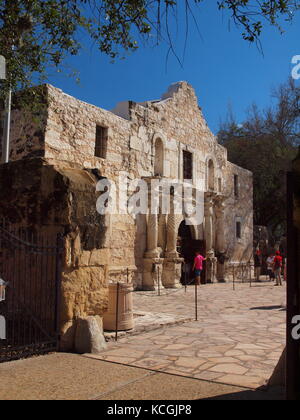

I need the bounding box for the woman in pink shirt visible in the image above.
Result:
[192,252,206,285]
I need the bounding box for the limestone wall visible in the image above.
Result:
[2,82,253,288]
[0,158,109,351]
[125,82,227,184]
[223,162,254,265]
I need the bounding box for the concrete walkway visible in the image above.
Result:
[0,353,284,400]
[95,281,286,389]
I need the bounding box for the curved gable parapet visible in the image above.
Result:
[161,81,191,101]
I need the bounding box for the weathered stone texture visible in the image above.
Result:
[0,158,109,351]
[223,162,253,264]
[3,81,253,292]
[45,85,131,179]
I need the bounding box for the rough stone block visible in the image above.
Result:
[75,316,107,354]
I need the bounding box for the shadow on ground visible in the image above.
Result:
[250,305,285,311]
[202,386,285,400]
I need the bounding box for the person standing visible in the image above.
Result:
[266,254,275,282]
[192,251,206,285]
[254,250,262,282]
[273,251,283,286]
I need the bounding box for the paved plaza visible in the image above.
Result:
[89,281,286,389]
[0,353,284,400]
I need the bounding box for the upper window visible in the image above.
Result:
[95,126,108,159]
[234,174,239,198]
[218,178,222,193]
[183,151,193,180]
[236,221,242,240]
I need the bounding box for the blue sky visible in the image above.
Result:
[48,2,300,134]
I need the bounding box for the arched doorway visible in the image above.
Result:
[177,220,206,284]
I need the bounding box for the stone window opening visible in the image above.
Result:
[218,178,222,193]
[154,138,164,177]
[236,220,242,240]
[234,174,239,198]
[183,151,193,181]
[95,125,108,159]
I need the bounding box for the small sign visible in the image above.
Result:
[0,315,5,340]
[0,279,7,302]
[0,56,6,80]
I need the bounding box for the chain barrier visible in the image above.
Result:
[136,260,256,298]
[135,276,197,298]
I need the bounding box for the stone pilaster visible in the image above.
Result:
[162,256,184,289]
[204,193,217,283]
[142,180,163,290]
[161,189,183,288]
[158,213,167,254]
[204,194,214,253]
[144,213,159,258]
[165,211,178,258]
[215,196,226,283]
[142,258,164,291]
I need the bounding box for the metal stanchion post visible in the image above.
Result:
[158,265,160,296]
[233,265,235,291]
[115,282,120,342]
[185,263,187,293]
[250,263,252,288]
[195,282,198,321]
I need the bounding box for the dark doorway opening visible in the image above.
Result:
[177,221,206,284]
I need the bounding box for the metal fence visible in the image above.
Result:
[0,220,63,363]
[286,172,300,400]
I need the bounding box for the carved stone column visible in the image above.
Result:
[142,257,164,291]
[162,189,183,289]
[215,196,226,283]
[145,213,159,258]
[142,178,163,291]
[204,195,214,253]
[158,213,167,254]
[165,212,178,258]
[204,193,217,283]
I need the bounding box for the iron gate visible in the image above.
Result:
[286,172,300,400]
[0,221,63,363]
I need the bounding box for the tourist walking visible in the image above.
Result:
[192,251,206,285]
[266,254,275,282]
[273,251,283,286]
[254,250,262,282]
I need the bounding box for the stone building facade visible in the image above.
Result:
[0,81,253,349]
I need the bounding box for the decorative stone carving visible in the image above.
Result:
[215,195,226,283]
[142,258,164,291]
[165,212,178,258]
[206,249,217,284]
[145,213,159,258]
[158,213,167,255]
[162,257,184,289]
[204,194,214,253]
[204,193,217,283]
[165,193,179,259]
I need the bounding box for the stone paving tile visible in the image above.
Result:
[209,363,249,375]
[90,282,286,390]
